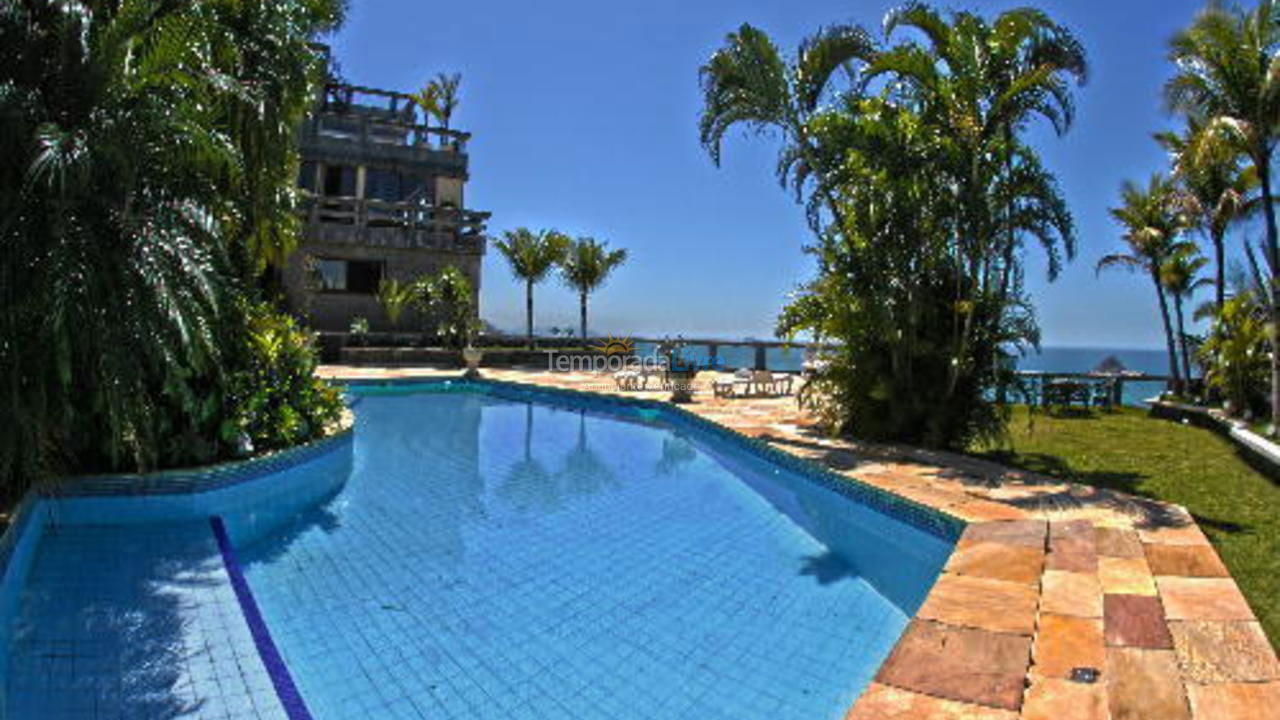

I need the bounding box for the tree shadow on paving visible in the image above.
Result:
[764,428,1208,531]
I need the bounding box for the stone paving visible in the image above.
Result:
[318,365,1280,720]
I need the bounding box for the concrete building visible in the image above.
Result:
[284,70,489,332]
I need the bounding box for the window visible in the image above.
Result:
[316,258,383,294]
[365,168,403,202]
[322,165,356,197]
[401,174,432,203]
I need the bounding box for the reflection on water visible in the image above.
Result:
[500,404,619,514]
[558,410,616,498]
[498,403,560,513]
[655,435,698,476]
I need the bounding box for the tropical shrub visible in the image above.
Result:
[1201,294,1270,418]
[412,267,479,349]
[377,279,415,327]
[0,0,344,497]
[224,303,344,455]
[1167,0,1280,430]
[701,5,1085,449]
[349,316,371,346]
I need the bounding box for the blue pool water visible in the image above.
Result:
[2,385,955,720]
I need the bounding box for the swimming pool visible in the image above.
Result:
[1,381,959,720]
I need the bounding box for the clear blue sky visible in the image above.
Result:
[328,0,1234,348]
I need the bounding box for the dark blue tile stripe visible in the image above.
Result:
[209,516,314,720]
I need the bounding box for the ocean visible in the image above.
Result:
[1017,347,1172,407]
[633,342,1171,407]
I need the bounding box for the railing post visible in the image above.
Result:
[754,345,767,371]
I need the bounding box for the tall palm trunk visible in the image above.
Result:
[1174,292,1193,386]
[1152,268,1183,394]
[1258,146,1280,432]
[579,291,588,347]
[1211,229,1226,311]
[525,278,534,349]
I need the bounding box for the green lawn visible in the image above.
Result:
[972,406,1280,648]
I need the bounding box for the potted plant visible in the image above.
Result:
[348,316,370,347]
[415,266,484,378]
[658,336,699,403]
[461,342,484,378]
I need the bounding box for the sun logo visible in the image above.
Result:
[591,335,635,356]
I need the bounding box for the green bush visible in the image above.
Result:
[223,303,344,455]
[1200,295,1270,418]
[411,266,479,349]
[0,0,344,497]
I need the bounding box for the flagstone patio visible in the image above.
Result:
[318,365,1280,720]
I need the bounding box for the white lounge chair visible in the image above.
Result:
[613,371,642,391]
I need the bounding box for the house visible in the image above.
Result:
[284,57,489,332]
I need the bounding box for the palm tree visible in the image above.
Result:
[1157,118,1258,311]
[413,72,462,130]
[559,238,628,344]
[493,229,571,347]
[871,3,1087,391]
[208,3,343,281]
[699,23,878,234]
[1099,174,1189,392]
[0,0,343,488]
[876,3,1087,296]
[1167,0,1280,425]
[1161,244,1213,385]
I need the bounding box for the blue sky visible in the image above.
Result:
[329,0,1233,349]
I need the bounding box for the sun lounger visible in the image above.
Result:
[613,371,642,391]
[771,373,794,396]
[713,370,796,398]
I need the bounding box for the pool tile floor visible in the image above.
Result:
[7,523,285,720]
[318,365,1280,720]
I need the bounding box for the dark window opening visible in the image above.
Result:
[316,258,383,294]
[401,174,433,203]
[365,168,403,202]
[323,165,356,197]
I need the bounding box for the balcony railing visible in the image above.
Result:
[309,84,470,153]
[302,196,488,252]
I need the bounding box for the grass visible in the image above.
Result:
[972,406,1280,648]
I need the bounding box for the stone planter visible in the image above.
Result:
[462,346,484,378]
[668,370,699,404]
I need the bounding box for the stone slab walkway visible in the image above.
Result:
[319,365,1280,720]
